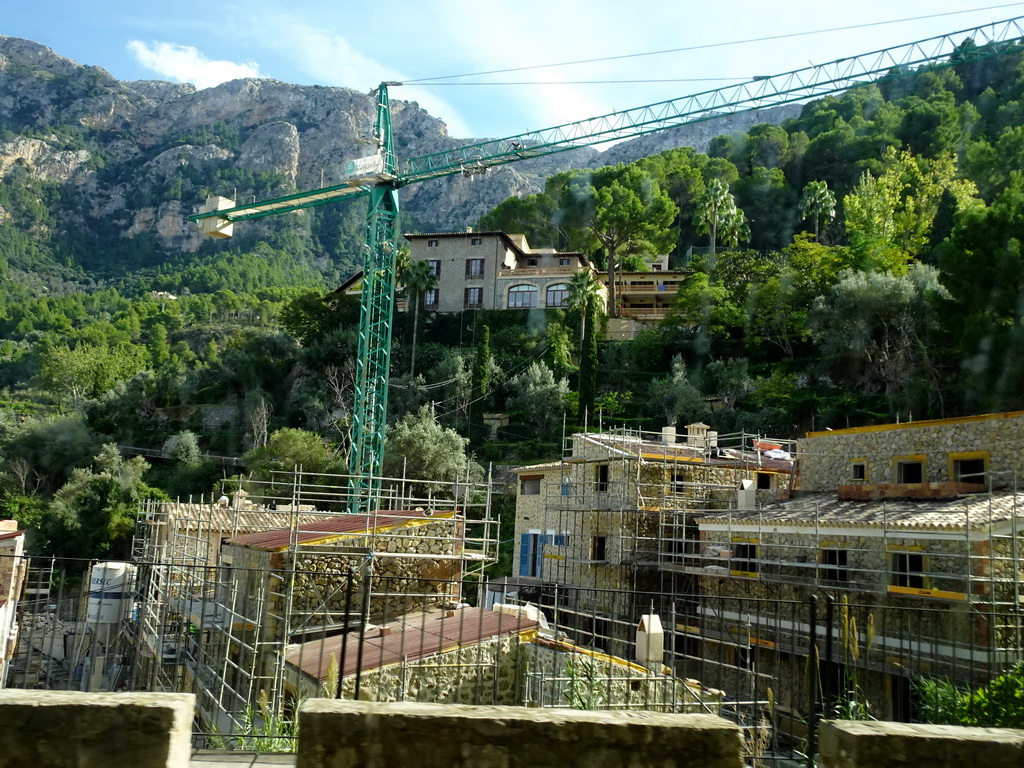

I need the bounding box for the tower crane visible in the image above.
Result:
[190,17,1024,515]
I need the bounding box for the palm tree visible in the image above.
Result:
[800,180,837,241]
[721,206,751,249]
[695,178,735,259]
[567,270,602,424]
[402,259,437,378]
[567,269,602,345]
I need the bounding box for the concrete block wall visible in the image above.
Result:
[0,691,194,768]
[296,700,744,768]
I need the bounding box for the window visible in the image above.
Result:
[560,478,573,497]
[891,551,926,589]
[427,259,441,278]
[595,464,609,493]
[424,288,438,309]
[731,542,758,577]
[546,283,570,308]
[896,460,924,484]
[950,452,988,486]
[652,264,663,271]
[508,284,538,308]
[591,535,608,562]
[527,258,539,266]
[427,239,439,248]
[819,549,849,583]
[466,258,485,278]
[471,237,482,246]
[464,287,483,309]
[558,257,570,266]
[520,477,541,495]
[851,460,867,483]
[756,472,772,490]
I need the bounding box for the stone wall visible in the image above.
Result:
[288,518,463,625]
[798,412,1024,491]
[820,720,1024,768]
[0,691,194,768]
[296,700,744,768]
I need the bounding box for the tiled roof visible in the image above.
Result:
[162,504,323,535]
[284,607,539,680]
[702,491,1024,531]
[223,510,451,551]
[514,461,566,473]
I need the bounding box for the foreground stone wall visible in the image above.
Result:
[0,691,194,768]
[820,720,1024,768]
[296,700,743,768]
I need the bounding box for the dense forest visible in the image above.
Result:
[2,40,1024,562]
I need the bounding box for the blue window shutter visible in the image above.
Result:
[519,533,532,576]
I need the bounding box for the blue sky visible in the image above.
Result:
[5,1,1023,139]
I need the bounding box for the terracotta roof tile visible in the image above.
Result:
[702,491,1024,531]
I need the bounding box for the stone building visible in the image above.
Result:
[405,230,600,313]
[0,521,27,688]
[685,411,1024,724]
[512,425,794,656]
[282,605,723,714]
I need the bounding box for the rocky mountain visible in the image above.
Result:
[0,36,796,283]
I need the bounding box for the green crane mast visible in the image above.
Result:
[190,17,1024,515]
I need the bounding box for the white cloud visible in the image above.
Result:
[126,40,260,88]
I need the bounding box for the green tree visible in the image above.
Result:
[799,180,837,241]
[648,355,704,426]
[567,270,603,423]
[402,260,438,377]
[695,178,744,259]
[586,166,677,316]
[49,444,165,559]
[382,405,483,496]
[811,265,949,413]
[244,428,341,483]
[508,362,570,439]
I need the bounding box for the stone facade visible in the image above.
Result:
[405,231,600,313]
[798,411,1024,491]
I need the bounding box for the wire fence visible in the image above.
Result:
[5,553,1022,765]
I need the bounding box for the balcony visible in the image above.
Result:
[500,266,580,278]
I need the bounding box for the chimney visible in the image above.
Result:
[661,426,676,445]
[686,422,710,449]
[635,613,665,668]
[466,226,474,233]
[737,479,756,511]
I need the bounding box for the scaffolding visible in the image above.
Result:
[129,466,499,736]
[510,425,1024,743]
[516,426,795,650]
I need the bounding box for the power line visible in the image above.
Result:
[405,4,1024,85]
[421,78,749,86]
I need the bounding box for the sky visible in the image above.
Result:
[5,1,1024,140]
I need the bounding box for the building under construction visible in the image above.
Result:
[128,467,500,736]
[508,416,1024,732]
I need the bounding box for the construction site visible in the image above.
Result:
[3,417,1024,765]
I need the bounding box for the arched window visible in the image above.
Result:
[507,284,538,308]
[546,283,570,308]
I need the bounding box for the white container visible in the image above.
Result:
[86,562,134,625]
